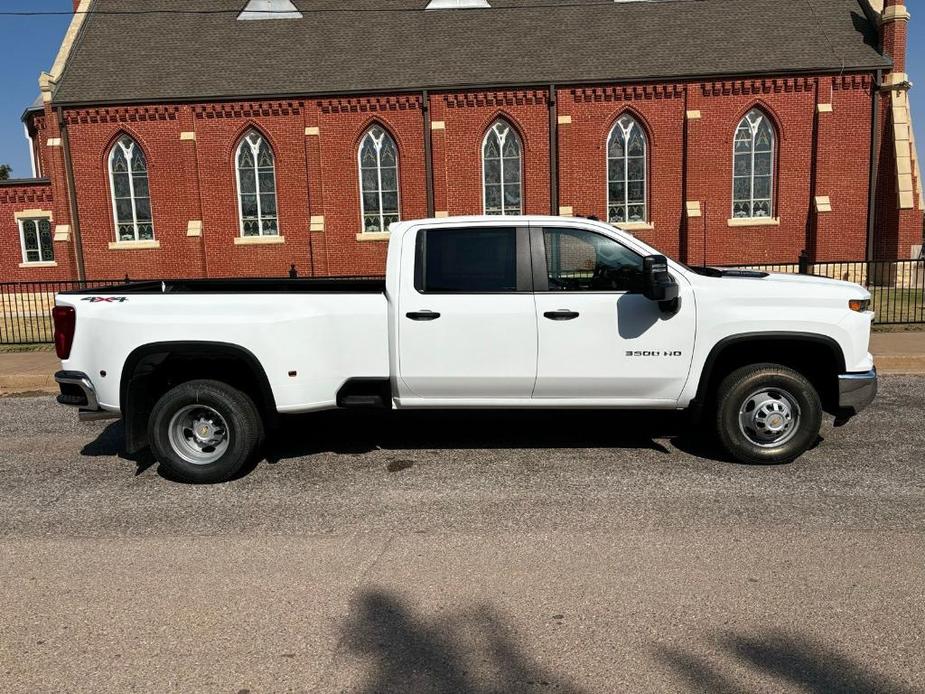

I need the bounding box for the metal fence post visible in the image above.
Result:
[798,250,810,275]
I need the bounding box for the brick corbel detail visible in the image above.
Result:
[699,77,814,97]
[64,105,180,125]
[193,101,302,120]
[444,90,548,109]
[570,84,682,103]
[317,95,421,115]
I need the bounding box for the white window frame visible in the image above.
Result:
[731,109,776,219]
[18,217,54,264]
[482,119,523,216]
[606,115,648,224]
[108,136,154,242]
[235,129,280,237]
[357,125,401,233]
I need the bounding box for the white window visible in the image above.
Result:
[236,129,279,237]
[358,125,400,233]
[109,135,154,241]
[732,109,776,219]
[19,218,54,263]
[482,119,522,215]
[607,115,647,224]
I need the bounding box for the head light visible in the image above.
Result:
[849,299,871,313]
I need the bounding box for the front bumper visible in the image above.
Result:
[54,371,119,422]
[838,368,878,415]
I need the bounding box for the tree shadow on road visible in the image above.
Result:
[656,629,916,693]
[340,589,587,694]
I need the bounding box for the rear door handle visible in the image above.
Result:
[406,310,441,321]
[544,310,580,321]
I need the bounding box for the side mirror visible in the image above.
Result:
[643,255,680,311]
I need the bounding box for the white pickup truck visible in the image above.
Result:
[53,215,877,483]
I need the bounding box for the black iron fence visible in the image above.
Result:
[719,257,925,325]
[0,278,131,345]
[1,259,922,345]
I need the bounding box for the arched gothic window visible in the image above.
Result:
[607,115,647,224]
[482,119,522,215]
[732,109,776,219]
[358,125,400,233]
[236,129,279,236]
[109,135,153,241]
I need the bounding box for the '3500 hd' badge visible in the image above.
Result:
[626,350,683,357]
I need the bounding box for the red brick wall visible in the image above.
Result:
[5,71,920,281]
[0,181,75,282]
[434,89,551,218]
[558,84,685,259]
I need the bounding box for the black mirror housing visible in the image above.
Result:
[643,255,679,303]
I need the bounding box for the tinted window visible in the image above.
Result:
[543,227,644,292]
[415,227,518,293]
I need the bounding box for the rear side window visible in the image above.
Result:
[415,227,518,292]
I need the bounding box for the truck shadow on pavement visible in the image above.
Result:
[655,629,916,694]
[340,588,589,694]
[264,409,682,463]
[79,408,818,479]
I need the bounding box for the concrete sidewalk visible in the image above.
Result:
[1,332,923,395]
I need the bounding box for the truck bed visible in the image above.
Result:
[62,277,386,295]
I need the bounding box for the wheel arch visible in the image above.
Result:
[694,332,847,414]
[120,341,277,453]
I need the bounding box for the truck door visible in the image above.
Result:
[396,224,538,399]
[531,225,695,402]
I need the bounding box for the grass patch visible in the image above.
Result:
[870,288,924,325]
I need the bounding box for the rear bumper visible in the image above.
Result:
[838,368,878,415]
[54,371,120,422]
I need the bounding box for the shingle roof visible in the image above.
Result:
[52,0,890,106]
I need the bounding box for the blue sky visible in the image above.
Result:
[1,2,924,177]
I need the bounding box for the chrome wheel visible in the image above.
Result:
[737,388,801,448]
[167,404,230,465]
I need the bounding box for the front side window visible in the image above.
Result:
[732,109,776,219]
[543,227,643,292]
[359,125,400,233]
[236,129,279,236]
[109,135,153,241]
[415,227,518,293]
[482,119,522,215]
[607,115,647,224]
[19,218,54,263]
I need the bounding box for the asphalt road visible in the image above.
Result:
[1,377,923,693]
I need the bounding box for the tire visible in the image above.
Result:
[148,379,263,483]
[715,363,822,465]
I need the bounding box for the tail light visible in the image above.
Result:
[52,305,76,359]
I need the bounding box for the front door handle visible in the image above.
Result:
[406,310,441,321]
[544,310,580,321]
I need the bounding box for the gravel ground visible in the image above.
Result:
[0,376,923,692]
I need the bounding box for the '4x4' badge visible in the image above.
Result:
[81,297,128,303]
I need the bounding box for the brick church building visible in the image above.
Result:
[1,0,922,282]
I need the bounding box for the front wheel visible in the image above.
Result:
[148,379,263,483]
[715,364,822,465]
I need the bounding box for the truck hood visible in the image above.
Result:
[761,272,868,296]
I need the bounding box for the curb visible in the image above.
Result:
[0,375,58,395]
[874,356,925,375]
